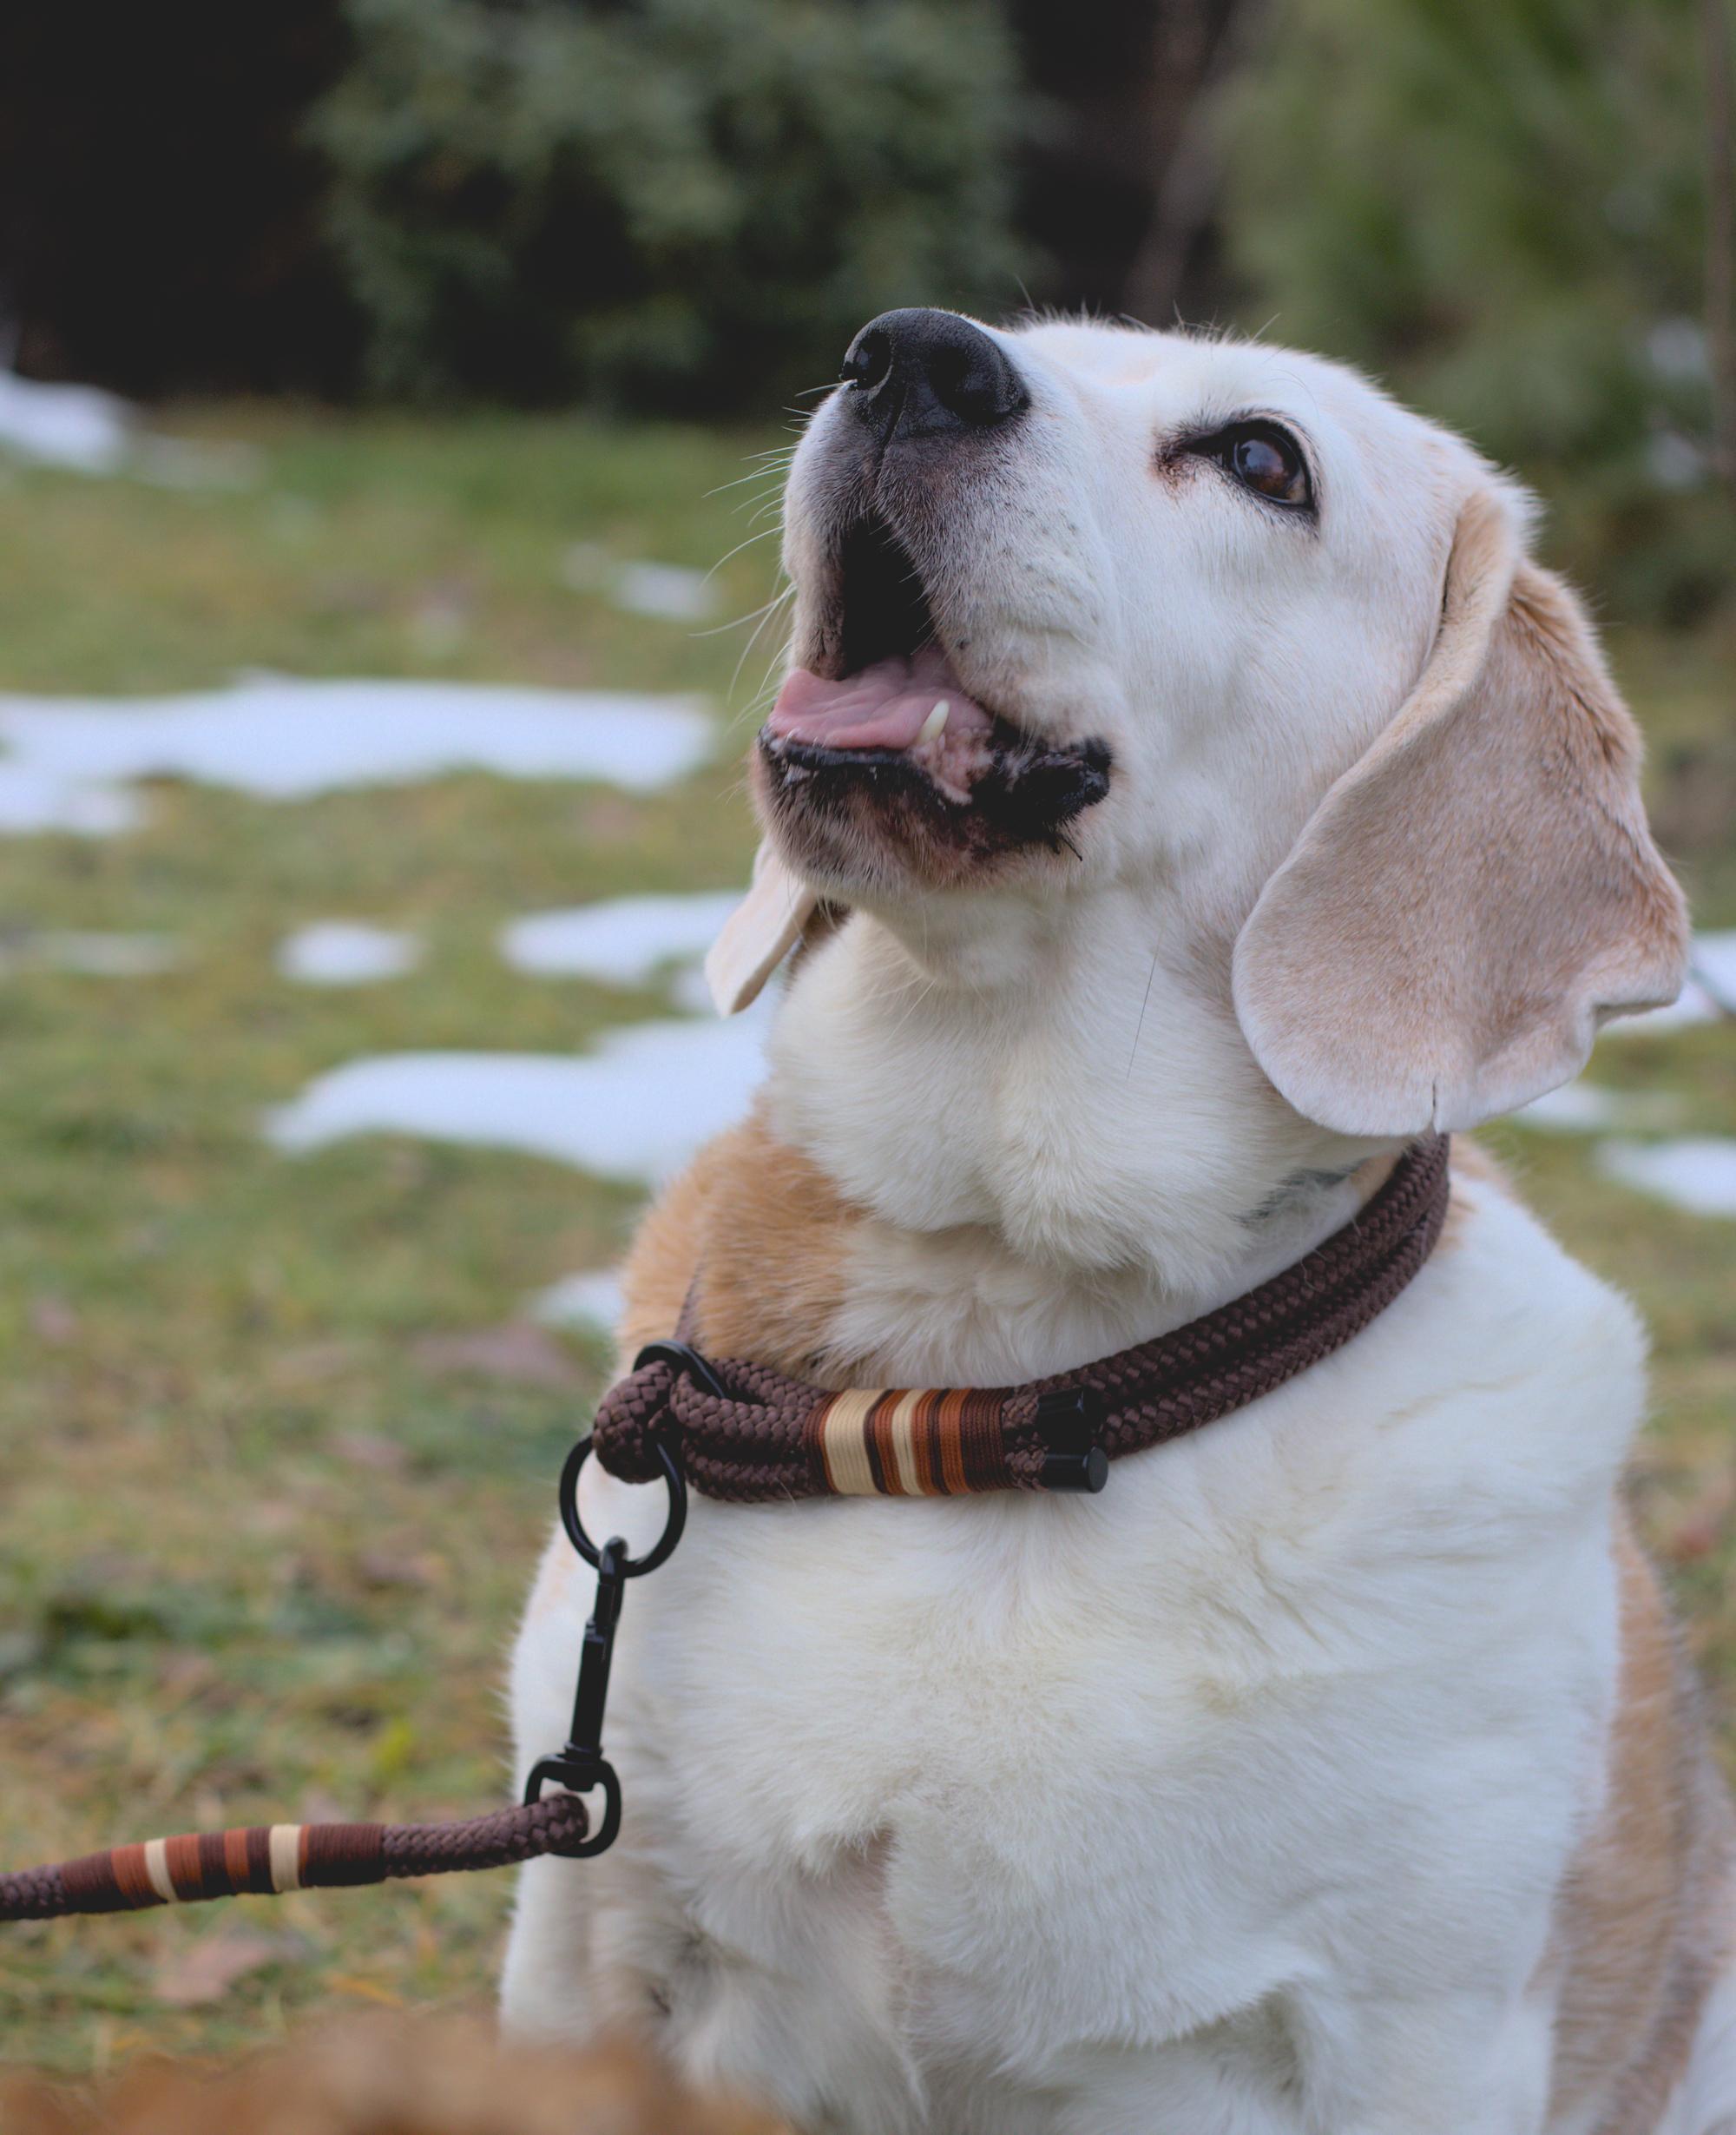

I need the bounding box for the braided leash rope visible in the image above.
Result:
[0,1795,590,1922]
[1,1136,1449,1927]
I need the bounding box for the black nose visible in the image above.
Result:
[839,308,1026,442]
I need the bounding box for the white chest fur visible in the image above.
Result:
[504,1176,1642,2133]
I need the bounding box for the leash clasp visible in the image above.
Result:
[526,1429,687,1855]
[523,1531,631,1856]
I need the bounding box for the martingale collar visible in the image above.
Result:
[593,1135,1451,1503]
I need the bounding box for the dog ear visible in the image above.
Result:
[705,840,818,1014]
[1233,487,1689,1136]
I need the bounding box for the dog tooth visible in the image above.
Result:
[917,700,950,746]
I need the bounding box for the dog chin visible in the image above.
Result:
[753,714,1112,899]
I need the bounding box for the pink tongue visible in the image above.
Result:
[768,646,993,751]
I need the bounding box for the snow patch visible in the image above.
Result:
[0,676,713,835]
[1516,1082,1684,1134]
[266,1001,769,1185]
[529,1269,626,1336]
[562,545,720,623]
[1606,932,1736,1034]
[0,369,259,487]
[1597,1139,1736,1218]
[0,764,141,836]
[0,370,133,473]
[278,922,422,986]
[500,892,740,989]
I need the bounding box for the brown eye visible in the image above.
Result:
[1185,419,1313,512]
[1232,432,1299,499]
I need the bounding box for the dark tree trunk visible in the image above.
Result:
[1002,0,1256,327]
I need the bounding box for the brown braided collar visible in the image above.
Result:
[594,1135,1450,1503]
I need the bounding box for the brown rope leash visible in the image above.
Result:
[1,1135,1450,1926]
[0,1795,590,1922]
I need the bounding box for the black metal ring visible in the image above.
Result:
[523,1755,622,1856]
[559,1435,686,1576]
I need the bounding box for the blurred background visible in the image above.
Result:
[0,0,1731,2072]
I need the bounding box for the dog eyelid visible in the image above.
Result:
[1165,414,1318,518]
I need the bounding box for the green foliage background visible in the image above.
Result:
[1220,0,1733,623]
[315,0,1026,412]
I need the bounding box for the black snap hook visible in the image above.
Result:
[558,1434,687,1575]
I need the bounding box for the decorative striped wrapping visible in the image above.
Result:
[805,1386,1012,1496]
[58,1822,385,1913]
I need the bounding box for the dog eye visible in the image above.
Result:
[1191,422,1312,511]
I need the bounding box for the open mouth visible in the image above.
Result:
[758,511,1111,884]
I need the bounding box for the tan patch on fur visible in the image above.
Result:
[1449,1134,1516,1194]
[0,2016,791,2135]
[1547,1509,1736,2127]
[618,1104,862,1379]
[1434,1132,1520,1253]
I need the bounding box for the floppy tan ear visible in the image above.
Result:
[1233,488,1689,1137]
[704,840,819,1015]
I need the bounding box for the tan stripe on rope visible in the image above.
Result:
[817,1388,884,1494]
[142,1838,175,1904]
[887,1391,926,1496]
[268,1825,303,1894]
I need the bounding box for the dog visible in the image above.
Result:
[503,310,1736,2131]
[0,2017,790,2133]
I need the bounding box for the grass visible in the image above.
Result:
[0,408,1730,2074]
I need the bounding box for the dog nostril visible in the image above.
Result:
[841,326,893,394]
[928,346,1009,426]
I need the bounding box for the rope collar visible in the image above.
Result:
[594,1135,1451,1503]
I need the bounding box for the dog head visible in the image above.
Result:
[722,310,1687,1137]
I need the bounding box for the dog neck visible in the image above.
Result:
[760,887,1388,1383]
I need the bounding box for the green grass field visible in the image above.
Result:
[0,409,1730,2074]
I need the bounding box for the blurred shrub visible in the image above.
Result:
[313,0,1026,412]
[1221,0,1733,625]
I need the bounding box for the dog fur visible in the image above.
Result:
[504,319,1734,2132]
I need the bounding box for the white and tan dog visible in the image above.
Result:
[504,313,1735,2132]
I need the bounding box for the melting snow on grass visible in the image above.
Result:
[1516,1082,1684,1133]
[1597,1139,1736,1217]
[267,997,770,1185]
[561,545,720,623]
[0,369,135,474]
[0,368,258,487]
[1607,931,1736,1033]
[0,676,713,834]
[500,891,741,988]
[278,922,423,986]
[529,1268,626,1336]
